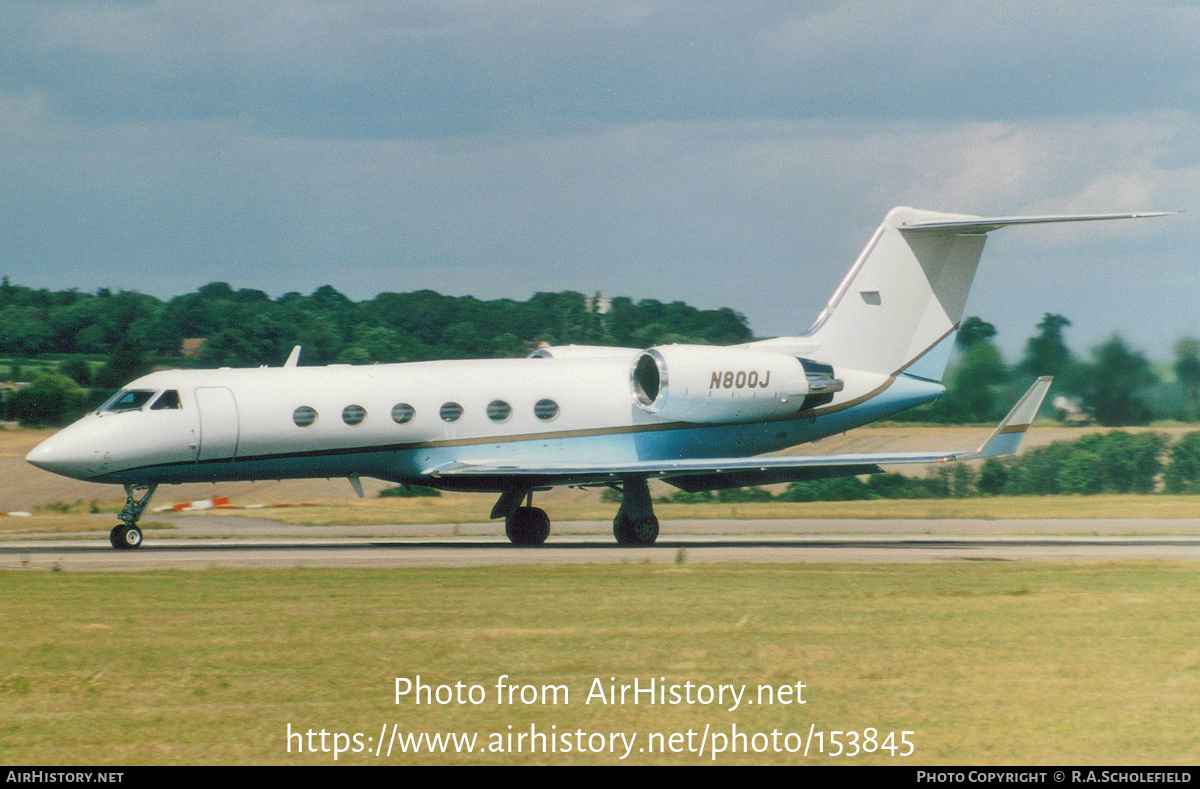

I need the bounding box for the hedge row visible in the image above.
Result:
[655,431,1200,503]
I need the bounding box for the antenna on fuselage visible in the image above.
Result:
[284,345,302,368]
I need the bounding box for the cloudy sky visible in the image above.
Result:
[2,1,1197,358]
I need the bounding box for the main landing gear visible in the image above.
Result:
[611,477,659,546]
[492,489,551,546]
[491,476,661,547]
[109,483,157,550]
[506,506,551,546]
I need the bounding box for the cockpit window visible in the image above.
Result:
[100,389,156,413]
[150,390,182,410]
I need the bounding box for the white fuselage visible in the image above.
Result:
[26,354,938,490]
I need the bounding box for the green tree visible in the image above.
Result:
[58,358,92,387]
[92,337,152,389]
[950,340,1007,421]
[1164,432,1200,492]
[1173,338,1200,421]
[977,458,1010,495]
[1057,450,1104,494]
[956,316,997,350]
[8,373,90,426]
[1093,431,1166,494]
[198,328,263,367]
[1077,336,1157,426]
[1020,313,1076,378]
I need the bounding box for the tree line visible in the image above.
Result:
[0,278,751,367]
[3,276,1198,429]
[901,314,1200,426]
[653,430,1200,502]
[0,278,752,424]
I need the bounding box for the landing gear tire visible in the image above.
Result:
[505,506,551,546]
[110,524,143,550]
[613,506,659,546]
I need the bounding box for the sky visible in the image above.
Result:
[2,1,1198,359]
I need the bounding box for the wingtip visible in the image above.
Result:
[971,377,1054,459]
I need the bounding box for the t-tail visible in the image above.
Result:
[796,207,1172,383]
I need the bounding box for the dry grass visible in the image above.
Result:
[137,493,1200,526]
[7,493,1200,536]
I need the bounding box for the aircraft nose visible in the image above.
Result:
[26,429,103,480]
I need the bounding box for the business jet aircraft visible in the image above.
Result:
[27,207,1169,550]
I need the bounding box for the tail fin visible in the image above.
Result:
[804,207,1171,381]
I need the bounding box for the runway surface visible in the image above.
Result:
[6,516,1200,571]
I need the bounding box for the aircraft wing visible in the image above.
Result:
[426,377,1052,490]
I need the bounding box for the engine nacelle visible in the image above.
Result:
[631,345,843,423]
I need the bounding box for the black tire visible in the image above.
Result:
[613,507,659,546]
[527,507,550,545]
[111,524,143,550]
[505,507,550,546]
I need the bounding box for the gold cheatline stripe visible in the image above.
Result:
[789,323,958,419]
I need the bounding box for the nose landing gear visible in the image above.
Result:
[109,483,157,550]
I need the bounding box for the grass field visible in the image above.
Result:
[2,562,1198,765]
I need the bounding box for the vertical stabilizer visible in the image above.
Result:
[806,207,987,380]
[801,207,1170,380]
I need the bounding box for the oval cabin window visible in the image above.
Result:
[534,399,559,421]
[293,406,318,427]
[487,400,512,422]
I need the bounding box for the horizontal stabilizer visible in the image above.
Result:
[799,207,1172,382]
[901,212,1174,234]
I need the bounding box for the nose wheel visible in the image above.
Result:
[109,483,157,550]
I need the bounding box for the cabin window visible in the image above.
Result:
[487,400,512,422]
[440,402,463,422]
[150,390,182,410]
[101,389,156,413]
[392,403,415,424]
[342,404,366,425]
[534,399,559,421]
[293,406,318,427]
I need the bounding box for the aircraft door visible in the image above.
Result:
[194,386,240,461]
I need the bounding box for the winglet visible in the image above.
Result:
[284,345,302,368]
[965,376,1053,459]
